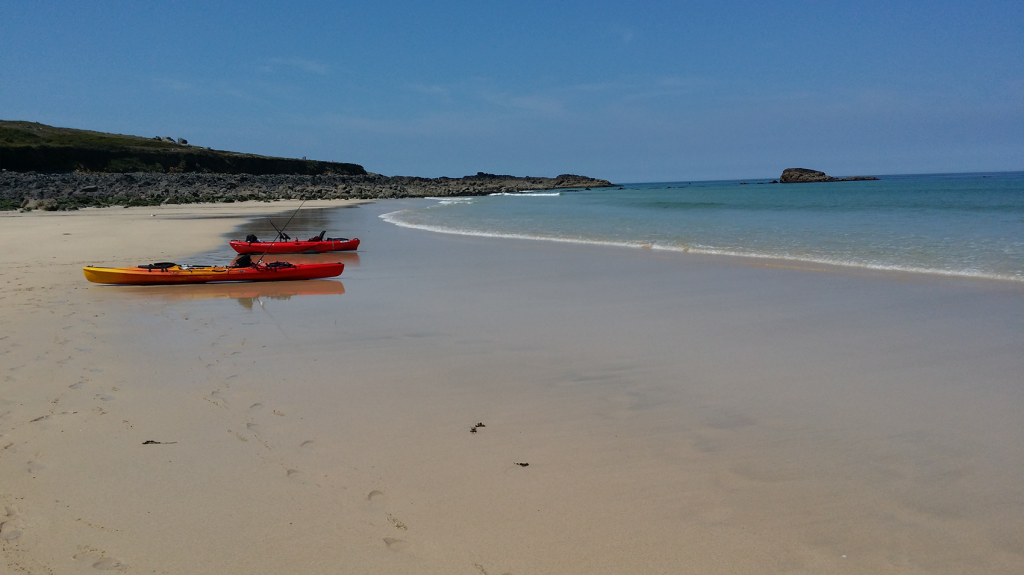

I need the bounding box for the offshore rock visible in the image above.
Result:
[780,168,878,183]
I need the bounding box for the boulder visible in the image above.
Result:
[21,198,57,210]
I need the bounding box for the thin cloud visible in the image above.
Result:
[153,78,196,93]
[409,84,452,102]
[319,111,495,138]
[265,58,329,75]
[151,77,255,101]
[477,89,565,115]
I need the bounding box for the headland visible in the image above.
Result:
[0,121,614,210]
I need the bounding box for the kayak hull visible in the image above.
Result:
[230,238,360,254]
[83,263,344,285]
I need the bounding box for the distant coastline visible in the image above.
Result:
[0,120,613,210]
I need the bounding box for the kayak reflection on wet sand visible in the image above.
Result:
[113,279,345,306]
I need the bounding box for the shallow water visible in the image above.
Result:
[381,172,1024,282]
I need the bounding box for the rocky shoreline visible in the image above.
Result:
[0,171,614,211]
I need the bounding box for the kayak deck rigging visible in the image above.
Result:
[230,230,360,254]
[83,260,344,285]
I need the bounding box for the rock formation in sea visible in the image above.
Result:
[780,168,878,183]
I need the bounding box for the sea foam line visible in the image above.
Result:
[378,211,1024,283]
[425,197,475,205]
[488,192,562,196]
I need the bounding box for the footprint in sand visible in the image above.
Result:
[249,403,264,412]
[246,423,260,432]
[96,394,115,402]
[91,557,126,571]
[300,440,315,448]
[207,391,227,408]
[73,549,127,571]
[382,537,408,552]
[367,490,386,505]
[0,506,25,540]
[70,381,85,389]
[27,460,45,474]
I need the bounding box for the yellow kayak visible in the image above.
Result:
[83,261,344,285]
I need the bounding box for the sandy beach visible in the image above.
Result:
[1,200,1022,574]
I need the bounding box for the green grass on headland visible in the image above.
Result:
[0,120,366,176]
[0,121,190,149]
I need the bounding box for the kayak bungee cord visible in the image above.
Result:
[256,199,306,266]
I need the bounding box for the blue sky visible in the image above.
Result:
[2,1,1021,181]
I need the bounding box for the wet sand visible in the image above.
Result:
[1,200,1022,574]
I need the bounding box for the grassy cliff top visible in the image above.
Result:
[0,120,366,176]
[1,121,195,149]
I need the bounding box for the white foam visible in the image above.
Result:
[646,244,1024,282]
[488,192,562,197]
[378,211,1024,283]
[424,197,475,205]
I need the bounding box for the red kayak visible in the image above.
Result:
[230,231,360,254]
[84,261,344,285]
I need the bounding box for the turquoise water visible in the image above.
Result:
[381,172,1024,282]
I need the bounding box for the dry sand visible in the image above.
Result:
[1,200,1022,574]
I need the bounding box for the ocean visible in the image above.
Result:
[381,171,1024,282]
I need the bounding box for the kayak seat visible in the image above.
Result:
[325,237,349,242]
[232,254,253,268]
[138,262,177,270]
[307,231,326,242]
[245,234,259,243]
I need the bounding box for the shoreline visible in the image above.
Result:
[380,204,1024,286]
[8,196,1016,291]
[2,200,1022,574]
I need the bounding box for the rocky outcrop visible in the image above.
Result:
[780,168,878,183]
[0,172,615,211]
